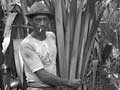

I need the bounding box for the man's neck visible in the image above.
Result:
[31,31,47,41]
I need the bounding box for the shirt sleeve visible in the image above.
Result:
[20,43,44,72]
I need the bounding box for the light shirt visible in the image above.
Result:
[19,31,57,87]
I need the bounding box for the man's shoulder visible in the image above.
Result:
[20,35,34,47]
[46,31,56,40]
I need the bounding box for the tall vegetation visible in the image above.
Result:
[1,0,115,90]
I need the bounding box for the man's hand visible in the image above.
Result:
[68,79,82,89]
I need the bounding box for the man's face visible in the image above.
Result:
[32,15,50,32]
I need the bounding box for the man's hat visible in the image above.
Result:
[26,0,54,18]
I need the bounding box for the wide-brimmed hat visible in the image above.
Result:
[26,1,54,18]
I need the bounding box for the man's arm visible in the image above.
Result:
[35,68,81,89]
[20,44,81,89]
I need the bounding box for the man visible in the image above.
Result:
[19,1,81,90]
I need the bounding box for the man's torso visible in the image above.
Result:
[19,31,57,87]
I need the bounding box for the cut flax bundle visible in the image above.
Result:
[54,0,97,90]
[54,0,108,90]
